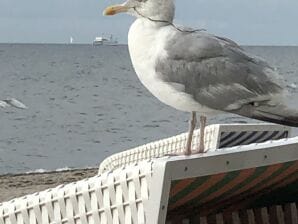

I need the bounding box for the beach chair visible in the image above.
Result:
[99,124,290,173]
[0,124,297,224]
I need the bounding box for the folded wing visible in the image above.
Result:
[155,30,298,127]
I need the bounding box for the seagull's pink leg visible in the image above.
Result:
[198,115,207,153]
[185,111,197,155]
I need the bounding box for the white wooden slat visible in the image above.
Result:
[68,187,79,217]
[44,193,55,223]
[215,213,224,224]
[102,187,113,223]
[115,185,125,222]
[78,196,88,224]
[285,203,298,224]
[91,211,101,224]
[40,206,49,224]
[52,200,62,224]
[232,211,241,224]
[262,207,270,224]
[31,196,42,224]
[276,205,285,224]
[8,204,17,224]
[19,200,30,224]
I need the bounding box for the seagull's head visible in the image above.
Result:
[103,0,175,22]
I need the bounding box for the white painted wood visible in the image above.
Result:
[0,162,152,224]
[99,124,291,174]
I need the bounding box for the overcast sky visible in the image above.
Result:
[1,0,298,45]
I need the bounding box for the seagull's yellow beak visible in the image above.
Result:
[103,4,129,16]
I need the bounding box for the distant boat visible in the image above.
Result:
[70,37,74,44]
[93,35,118,46]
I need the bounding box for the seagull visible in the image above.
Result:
[0,98,27,109]
[103,0,298,155]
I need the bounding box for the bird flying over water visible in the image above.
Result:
[103,0,298,155]
[0,98,27,109]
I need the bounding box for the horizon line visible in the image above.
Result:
[1,42,298,47]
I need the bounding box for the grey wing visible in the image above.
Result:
[155,31,283,112]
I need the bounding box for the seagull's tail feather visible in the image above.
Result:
[251,106,298,127]
[233,104,298,127]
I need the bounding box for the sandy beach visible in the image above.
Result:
[0,168,98,202]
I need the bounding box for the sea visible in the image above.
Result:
[0,44,297,174]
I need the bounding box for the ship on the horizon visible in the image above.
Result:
[93,35,118,46]
[69,37,74,44]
